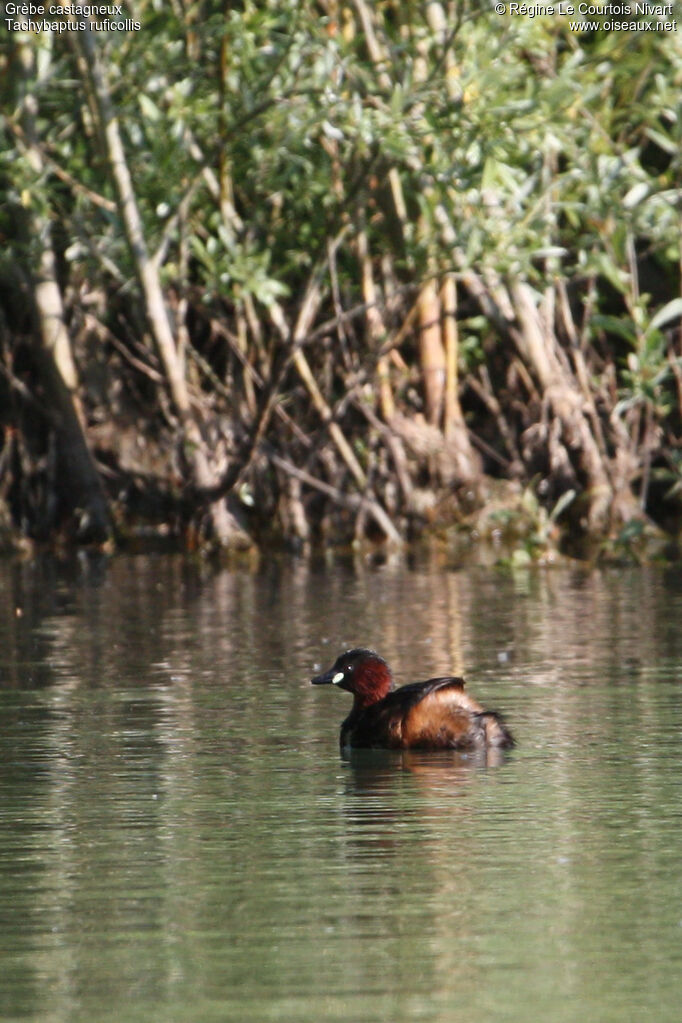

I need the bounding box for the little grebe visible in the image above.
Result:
[312,648,514,751]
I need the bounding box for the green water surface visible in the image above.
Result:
[1,557,681,1022]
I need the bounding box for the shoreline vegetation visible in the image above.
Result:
[2,4,682,564]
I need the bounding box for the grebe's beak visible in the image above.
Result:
[311,667,344,686]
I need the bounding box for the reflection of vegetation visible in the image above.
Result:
[1,6,682,557]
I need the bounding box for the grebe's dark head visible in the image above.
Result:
[311,648,393,707]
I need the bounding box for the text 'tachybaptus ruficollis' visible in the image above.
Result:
[312,648,514,751]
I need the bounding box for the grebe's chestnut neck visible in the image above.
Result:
[311,648,393,709]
